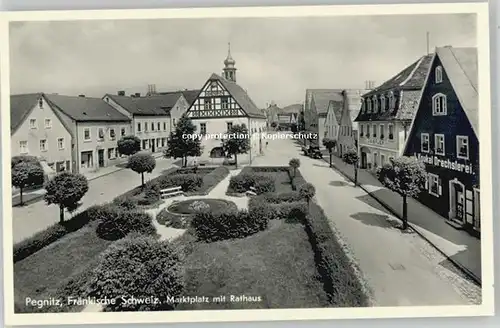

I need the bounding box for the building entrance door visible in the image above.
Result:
[98,149,105,168]
[361,152,367,169]
[452,182,465,224]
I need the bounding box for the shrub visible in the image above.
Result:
[299,183,316,203]
[156,209,190,229]
[189,200,210,212]
[304,203,369,306]
[249,196,307,223]
[155,174,203,192]
[228,173,275,194]
[87,236,184,311]
[94,205,157,240]
[192,208,269,242]
[261,191,303,204]
[112,195,139,210]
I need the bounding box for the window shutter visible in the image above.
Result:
[438,178,443,196]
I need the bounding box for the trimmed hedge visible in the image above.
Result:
[248,195,307,223]
[304,203,369,307]
[228,173,275,194]
[194,166,230,194]
[191,207,269,242]
[93,204,157,240]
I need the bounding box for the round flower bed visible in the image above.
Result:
[156,198,237,229]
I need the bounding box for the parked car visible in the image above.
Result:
[302,145,323,159]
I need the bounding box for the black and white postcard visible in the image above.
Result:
[0,2,494,326]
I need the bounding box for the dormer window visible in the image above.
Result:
[372,96,378,113]
[435,66,443,84]
[388,91,395,110]
[380,95,386,112]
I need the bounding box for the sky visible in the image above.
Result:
[9,14,476,108]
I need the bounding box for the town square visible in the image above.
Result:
[4,9,487,316]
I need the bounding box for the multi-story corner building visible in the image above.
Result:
[403,46,479,236]
[185,44,267,164]
[44,94,132,175]
[103,92,188,152]
[10,93,73,175]
[354,53,434,170]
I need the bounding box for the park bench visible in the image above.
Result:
[245,186,257,196]
[160,186,184,199]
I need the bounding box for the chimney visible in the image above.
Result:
[118,91,125,96]
[135,92,141,97]
[78,94,85,97]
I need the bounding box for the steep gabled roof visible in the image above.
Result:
[45,94,131,122]
[437,46,478,134]
[281,104,303,114]
[309,90,344,115]
[154,89,201,106]
[10,93,42,133]
[209,73,266,119]
[355,53,434,122]
[105,93,183,116]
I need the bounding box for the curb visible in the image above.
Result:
[319,156,482,286]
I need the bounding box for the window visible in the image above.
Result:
[457,136,469,159]
[44,118,52,129]
[372,124,377,137]
[57,138,65,150]
[204,99,212,110]
[151,122,155,131]
[227,122,233,131]
[379,125,385,139]
[39,139,47,152]
[163,122,167,130]
[19,141,28,154]
[432,93,447,115]
[388,124,394,140]
[84,128,91,141]
[157,122,161,131]
[360,124,364,137]
[115,148,119,158]
[29,119,37,129]
[388,92,394,110]
[145,123,148,131]
[373,97,378,113]
[173,118,176,127]
[428,173,442,197]
[367,99,372,113]
[435,134,445,155]
[200,123,207,135]
[421,133,430,152]
[366,125,371,137]
[98,128,105,140]
[121,128,126,137]
[435,66,443,83]
[109,128,115,140]
[380,95,386,111]
[221,97,229,109]
[137,123,141,132]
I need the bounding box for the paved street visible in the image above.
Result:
[11,157,176,244]
[253,135,481,306]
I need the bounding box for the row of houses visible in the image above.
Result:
[304,45,480,236]
[264,102,301,130]
[11,44,267,176]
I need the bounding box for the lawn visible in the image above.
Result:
[178,220,329,310]
[14,222,112,313]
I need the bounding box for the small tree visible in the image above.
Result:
[128,153,156,188]
[117,135,141,156]
[299,183,316,204]
[342,147,360,186]
[165,115,201,167]
[377,156,426,230]
[44,172,89,223]
[222,124,250,168]
[289,158,300,184]
[322,138,337,167]
[12,162,45,205]
[291,123,298,133]
[87,236,184,312]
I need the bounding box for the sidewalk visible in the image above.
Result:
[323,153,482,284]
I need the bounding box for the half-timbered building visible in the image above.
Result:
[403,46,480,236]
[185,45,267,163]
